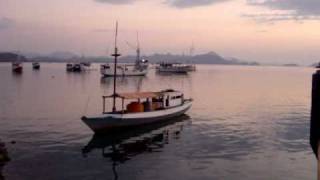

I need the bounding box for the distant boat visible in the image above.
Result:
[72,63,82,72]
[101,61,148,76]
[12,62,23,73]
[12,53,23,73]
[32,62,40,70]
[66,63,86,72]
[82,22,192,133]
[185,64,196,72]
[156,62,189,74]
[101,33,149,77]
[81,62,91,67]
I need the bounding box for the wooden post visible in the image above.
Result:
[103,97,106,114]
[122,98,124,114]
[311,69,320,180]
[318,142,320,180]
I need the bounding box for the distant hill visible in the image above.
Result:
[49,51,78,60]
[0,50,260,66]
[0,52,27,62]
[282,64,299,67]
[119,51,260,65]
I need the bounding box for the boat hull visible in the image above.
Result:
[101,69,148,77]
[101,64,148,77]
[12,63,23,73]
[156,67,188,74]
[82,101,192,133]
[32,63,40,70]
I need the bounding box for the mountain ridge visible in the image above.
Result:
[0,51,259,65]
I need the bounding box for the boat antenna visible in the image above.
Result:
[189,41,194,57]
[111,21,121,112]
[136,32,140,63]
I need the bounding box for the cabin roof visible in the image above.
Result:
[116,92,161,99]
[104,89,182,99]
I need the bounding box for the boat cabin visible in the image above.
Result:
[102,89,185,114]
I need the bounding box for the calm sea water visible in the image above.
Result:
[0,63,316,180]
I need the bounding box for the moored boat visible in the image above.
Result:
[101,62,148,76]
[32,62,40,70]
[72,63,82,72]
[66,63,73,71]
[82,90,192,133]
[82,22,192,133]
[156,62,189,74]
[66,63,85,72]
[12,62,23,73]
[101,33,149,77]
[185,64,196,71]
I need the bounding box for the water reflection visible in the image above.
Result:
[100,76,145,92]
[275,111,310,153]
[82,115,190,180]
[0,140,10,180]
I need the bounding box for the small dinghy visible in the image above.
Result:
[156,62,189,74]
[82,22,192,133]
[12,62,23,73]
[66,63,73,72]
[32,62,40,70]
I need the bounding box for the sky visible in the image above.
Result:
[0,0,320,64]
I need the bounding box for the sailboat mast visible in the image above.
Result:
[112,22,121,112]
[136,32,140,63]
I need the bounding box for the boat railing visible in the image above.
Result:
[102,94,187,114]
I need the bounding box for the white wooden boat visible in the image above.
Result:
[82,90,192,133]
[101,62,148,76]
[82,22,192,133]
[101,33,149,77]
[156,63,189,74]
[186,64,196,72]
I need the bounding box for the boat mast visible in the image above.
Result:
[112,22,121,112]
[136,32,140,63]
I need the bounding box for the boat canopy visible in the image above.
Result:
[116,92,162,99]
[103,89,181,100]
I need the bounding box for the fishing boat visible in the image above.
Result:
[185,64,196,72]
[12,53,23,73]
[156,62,189,74]
[66,63,85,72]
[100,33,149,77]
[66,63,74,71]
[32,62,40,70]
[72,63,82,72]
[12,62,23,73]
[82,23,192,133]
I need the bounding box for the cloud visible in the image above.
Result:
[94,0,136,4]
[94,0,230,8]
[167,0,230,8]
[246,0,320,22]
[0,17,14,30]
